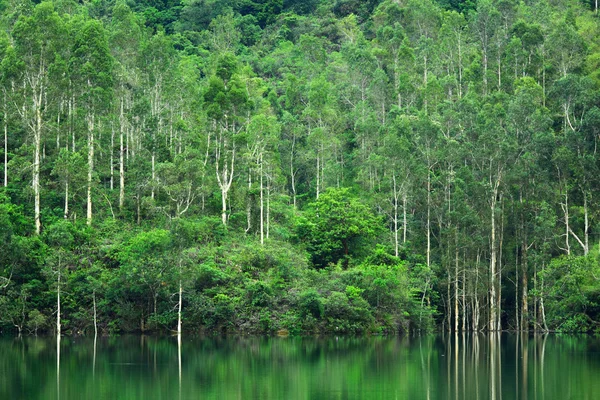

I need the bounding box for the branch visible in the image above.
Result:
[0,268,12,289]
[568,226,587,252]
[101,192,116,219]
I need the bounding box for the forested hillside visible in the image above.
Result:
[1,0,600,335]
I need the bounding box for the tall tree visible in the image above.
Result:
[204,53,251,225]
[12,2,67,234]
[70,19,114,226]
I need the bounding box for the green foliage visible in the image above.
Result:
[297,288,322,318]
[297,188,382,268]
[26,309,47,334]
[540,255,600,332]
[2,0,600,337]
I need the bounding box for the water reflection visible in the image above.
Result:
[56,336,60,400]
[178,333,182,400]
[1,334,599,399]
[436,333,600,400]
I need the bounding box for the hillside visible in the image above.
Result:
[1,0,600,335]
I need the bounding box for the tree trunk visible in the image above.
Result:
[515,245,519,331]
[454,232,459,332]
[427,171,431,267]
[110,126,114,191]
[540,263,549,332]
[57,259,61,337]
[497,196,504,332]
[266,178,270,240]
[393,174,399,257]
[533,263,538,331]
[457,32,463,98]
[521,235,528,331]
[260,153,264,246]
[483,48,488,95]
[3,93,7,188]
[87,114,94,226]
[151,150,155,200]
[447,266,452,333]
[119,102,125,210]
[215,131,235,226]
[70,94,76,153]
[93,290,97,338]
[177,277,182,335]
[563,189,570,255]
[473,250,481,331]
[403,194,408,244]
[489,176,500,331]
[246,169,252,233]
[290,132,297,209]
[490,197,497,332]
[462,250,466,332]
[316,152,320,199]
[520,191,528,331]
[34,105,42,234]
[64,181,69,219]
[221,189,228,225]
[584,193,589,255]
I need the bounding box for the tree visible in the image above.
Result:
[540,254,600,332]
[44,220,77,336]
[109,2,144,211]
[298,188,381,268]
[12,2,67,234]
[470,0,500,95]
[70,19,114,226]
[118,229,172,330]
[156,149,202,219]
[246,114,280,244]
[52,149,86,220]
[204,53,251,225]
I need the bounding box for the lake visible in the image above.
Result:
[1,334,599,399]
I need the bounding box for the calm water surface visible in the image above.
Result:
[1,334,599,399]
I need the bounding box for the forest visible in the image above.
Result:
[1,0,600,336]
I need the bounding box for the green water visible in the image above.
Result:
[1,334,599,399]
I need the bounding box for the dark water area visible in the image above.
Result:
[1,334,599,399]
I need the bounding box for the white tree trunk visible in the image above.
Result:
[221,188,228,225]
[110,126,114,191]
[427,171,431,267]
[393,174,399,257]
[34,106,42,234]
[57,262,61,337]
[93,290,97,337]
[87,114,94,226]
[119,103,125,210]
[151,150,155,200]
[290,133,297,209]
[3,95,7,188]
[177,278,182,335]
[454,233,459,332]
[266,179,270,240]
[215,129,235,226]
[316,152,320,199]
[562,190,570,255]
[584,194,589,255]
[403,194,408,244]
[490,202,497,331]
[64,181,69,219]
[260,153,264,246]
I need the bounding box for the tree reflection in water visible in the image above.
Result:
[1,333,598,400]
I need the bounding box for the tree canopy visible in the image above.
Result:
[2,0,600,335]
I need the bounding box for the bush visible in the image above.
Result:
[299,289,323,319]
